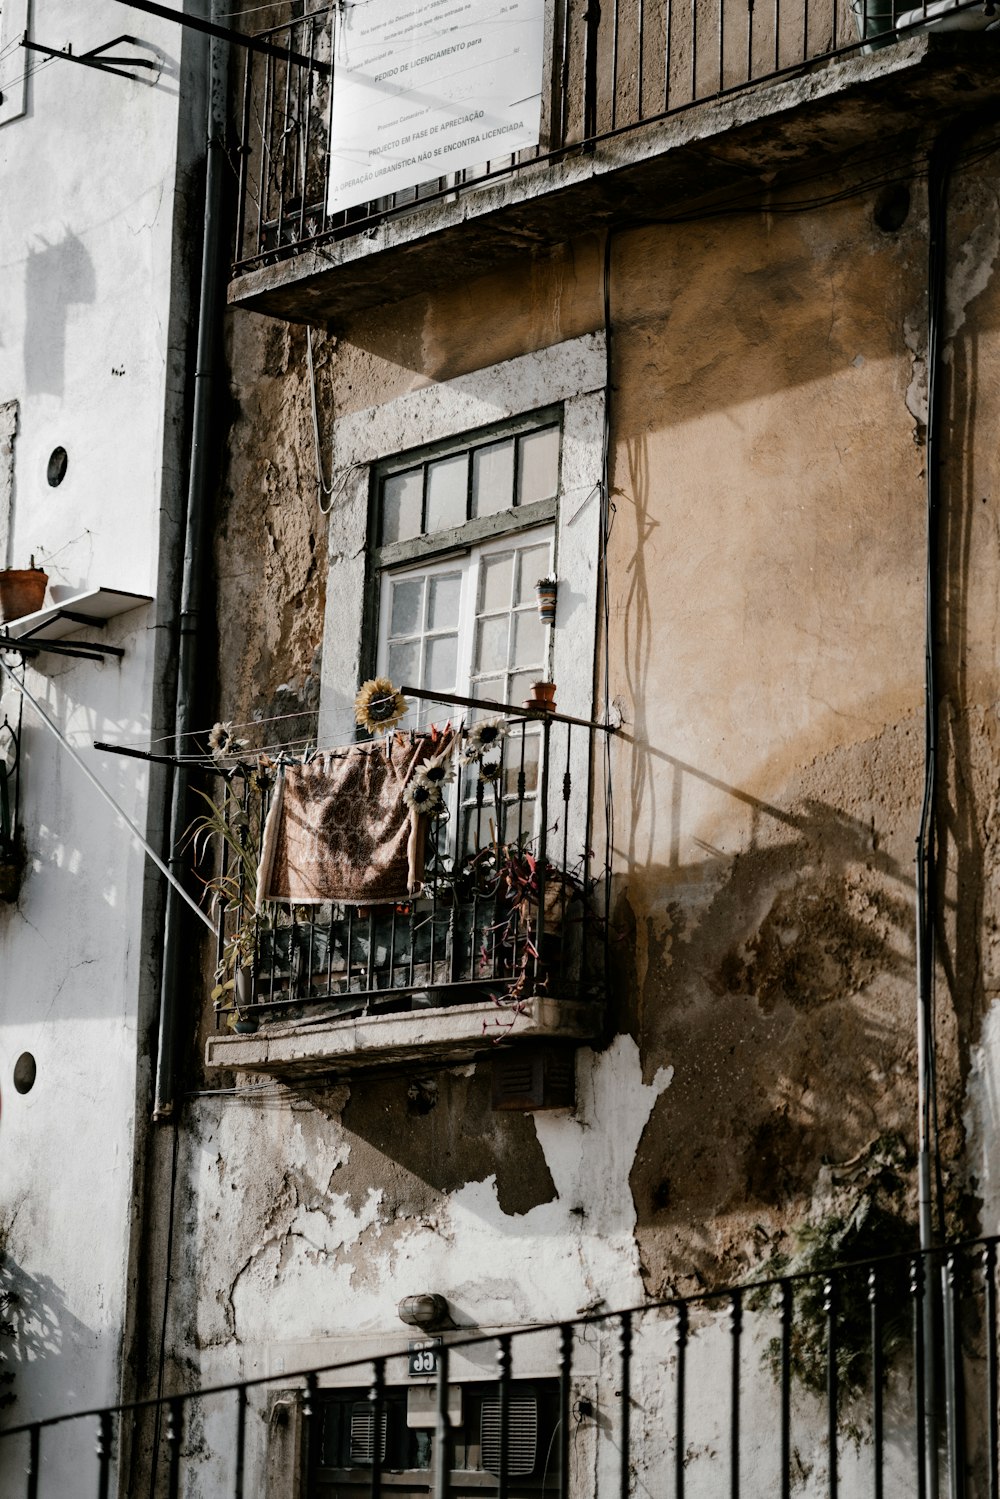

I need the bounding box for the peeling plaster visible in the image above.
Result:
[964,997,1000,1234]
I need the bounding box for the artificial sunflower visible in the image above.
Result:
[459,715,508,765]
[208,721,248,760]
[354,677,408,735]
[402,777,444,815]
[421,749,456,788]
[478,755,503,784]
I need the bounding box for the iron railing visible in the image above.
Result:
[231,0,990,273]
[2,1235,997,1496]
[206,691,608,1027]
[0,675,23,900]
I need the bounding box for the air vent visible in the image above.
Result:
[481,1396,538,1476]
[492,1047,575,1111]
[349,1403,388,1465]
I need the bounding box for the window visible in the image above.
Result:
[371,415,560,855]
[320,334,606,752]
[313,1382,560,1499]
[0,0,30,127]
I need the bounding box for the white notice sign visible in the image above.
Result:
[327,0,545,216]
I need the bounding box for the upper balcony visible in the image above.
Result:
[228,0,1000,324]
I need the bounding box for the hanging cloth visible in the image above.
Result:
[257,730,454,907]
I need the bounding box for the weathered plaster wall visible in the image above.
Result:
[0,2,198,1489]
[192,140,1000,1482]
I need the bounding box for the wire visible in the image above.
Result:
[307,326,338,510]
[600,231,615,948]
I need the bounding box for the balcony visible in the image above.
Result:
[204,696,609,1078]
[228,2,1000,323]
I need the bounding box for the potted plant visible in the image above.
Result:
[0,556,48,626]
[534,574,558,626]
[185,783,270,1033]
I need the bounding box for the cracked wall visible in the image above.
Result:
[190,140,1000,1390]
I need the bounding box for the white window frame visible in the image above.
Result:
[319,333,606,749]
[376,524,557,708]
[0,0,31,128]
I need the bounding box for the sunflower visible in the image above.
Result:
[459,716,508,765]
[402,777,444,815]
[208,721,248,760]
[354,677,408,735]
[421,749,456,788]
[478,755,503,785]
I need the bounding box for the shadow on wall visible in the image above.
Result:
[24,231,96,399]
[619,783,922,1292]
[0,1253,98,1418]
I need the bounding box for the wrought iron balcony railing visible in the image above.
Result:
[204,693,609,1032]
[2,1235,995,1496]
[231,0,992,276]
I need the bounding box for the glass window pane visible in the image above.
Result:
[517,427,560,506]
[389,578,423,637]
[472,440,515,518]
[509,670,539,708]
[425,634,458,692]
[471,677,504,715]
[479,554,513,614]
[425,454,468,534]
[381,468,423,544]
[428,573,462,631]
[387,638,419,684]
[512,608,546,667]
[505,729,540,796]
[475,615,509,675]
[515,544,553,606]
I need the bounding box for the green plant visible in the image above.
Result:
[185,781,272,1016]
[748,1135,915,1413]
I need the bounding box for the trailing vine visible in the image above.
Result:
[749,1134,916,1414]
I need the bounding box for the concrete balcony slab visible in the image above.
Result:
[205,994,604,1078]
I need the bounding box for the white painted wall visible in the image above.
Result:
[0,3,197,1491]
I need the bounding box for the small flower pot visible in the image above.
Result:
[233,967,259,1032]
[0,567,48,625]
[535,579,558,626]
[524,681,557,714]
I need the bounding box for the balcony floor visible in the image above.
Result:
[228,33,1000,326]
[205,993,604,1078]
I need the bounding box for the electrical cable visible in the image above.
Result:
[600,231,616,945]
[306,326,338,511]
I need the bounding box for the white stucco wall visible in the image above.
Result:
[0,3,196,1490]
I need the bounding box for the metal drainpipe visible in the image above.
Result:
[152,6,228,1121]
[919,116,988,1497]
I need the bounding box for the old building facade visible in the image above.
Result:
[4,0,1000,1495]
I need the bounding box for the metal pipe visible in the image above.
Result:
[153,9,229,1120]
[110,0,330,73]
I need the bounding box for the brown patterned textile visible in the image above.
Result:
[258,732,454,906]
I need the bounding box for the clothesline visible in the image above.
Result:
[96,699,518,768]
[102,694,471,754]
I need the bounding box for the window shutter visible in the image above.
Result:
[349,1402,388,1465]
[491,1048,575,1111]
[480,1395,538,1477]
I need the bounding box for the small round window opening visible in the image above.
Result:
[13,1052,36,1094]
[46,447,68,487]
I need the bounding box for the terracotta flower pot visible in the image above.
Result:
[523,681,557,714]
[0,568,48,624]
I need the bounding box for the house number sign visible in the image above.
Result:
[407,1338,442,1377]
[327,0,545,215]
